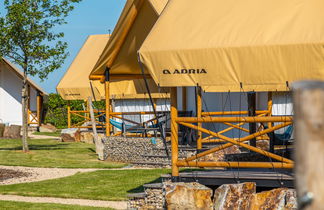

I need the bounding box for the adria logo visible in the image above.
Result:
[162,69,207,74]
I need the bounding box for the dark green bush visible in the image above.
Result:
[44,94,105,129]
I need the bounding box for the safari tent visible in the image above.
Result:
[57,34,169,134]
[138,0,324,177]
[89,0,170,136]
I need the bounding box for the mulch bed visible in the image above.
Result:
[0,169,31,182]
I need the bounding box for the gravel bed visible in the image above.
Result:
[0,166,96,185]
[0,169,31,182]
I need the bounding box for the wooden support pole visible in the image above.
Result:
[248,92,257,148]
[268,92,275,153]
[67,102,71,128]
[36,91,42,127]
[105,68,111,136]
[196,86,202,149]
[177,161,293,169]
[293,81,324,210]
[171,87,179,179]
[88,96,104,160]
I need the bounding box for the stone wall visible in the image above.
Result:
[103,136,165,163]
[128,182,297,210]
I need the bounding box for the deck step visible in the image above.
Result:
[127,192,146,198]
[143,183,163,189]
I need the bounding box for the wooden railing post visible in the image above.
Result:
[67,102,71,128]
[267,92,275,153]
[171,87,179,180]
[293,81,324,210]
[196,86,202,149]
[105,68,111,136]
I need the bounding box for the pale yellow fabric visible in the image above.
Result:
[139,0,324,92]
[91,0,168,76]
[57,34,109,100]
[57,34,168,100]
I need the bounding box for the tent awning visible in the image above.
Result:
[90,0,168,77]
[138,0,324,92]
[57,34,109,100]
[57,34,168,100]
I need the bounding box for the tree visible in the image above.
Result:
[0,0,81,152]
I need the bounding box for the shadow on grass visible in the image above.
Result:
[0,143,70,151]
[127,176,165,194]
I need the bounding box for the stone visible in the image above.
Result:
[3,125,21,138]
[164,182,213,210]
[0,123,5,137]
[256,140,270,151]
[39,123,57,133]
[213,182,256,210]
[80,132,105,144]
[249,188,297,210]
[60,128,81,142]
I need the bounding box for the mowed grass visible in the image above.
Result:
[32,131,61,137]
[0,139,126,168]
[0,200,111,210]
[0,169,170,201]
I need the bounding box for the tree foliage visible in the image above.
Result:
[0,0,81,79]
[44,94,105,129]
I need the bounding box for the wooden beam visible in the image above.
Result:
[67,102,71,128]
[105,69,111,136]
[294,81,324,209]
[176,116,293,123]
[196,86,202,149]
[171,87,179,178]
[177,161,293,169]
[248,92,257,148]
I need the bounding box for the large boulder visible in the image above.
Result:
[39,123,57,133]
[249,188,297,209]
[213,182,256,210]
[60,128,81,142]
[0,123,5,137]
[3,125,21,139]
[164,182,213,210]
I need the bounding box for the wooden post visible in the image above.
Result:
[67,102,71,128]
[196,86,202,150]
[247,92,257,148]
[105,68,111,136]
[88,96,104,160]
[293,81,324,210]
[268,92,275,153]
[171,87,179,180]
[36,91,42,127]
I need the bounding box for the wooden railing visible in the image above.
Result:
[170,88,294,178]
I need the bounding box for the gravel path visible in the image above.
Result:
[0,166,96,185]
[0,195,127,209]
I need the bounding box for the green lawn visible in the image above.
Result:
[0,139,126,168]
[0,169,170,201]
[0,200,111,210]
[32,131,61,137]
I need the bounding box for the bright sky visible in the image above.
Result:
[0,0,126,93]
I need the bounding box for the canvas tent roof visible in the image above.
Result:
[57,34,168,100]
[90,0,169,77]
[139,0,324,92]
[1,58,47,95]
[57,34,109,100]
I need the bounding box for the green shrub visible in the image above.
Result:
[44,94,105,129]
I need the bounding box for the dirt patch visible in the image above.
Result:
[0,169,30,182]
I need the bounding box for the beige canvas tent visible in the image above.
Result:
[88,0,170,136]
[136,0,324,177]
[138,0,324,92]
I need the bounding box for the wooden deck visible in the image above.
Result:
[162,168,294,188]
